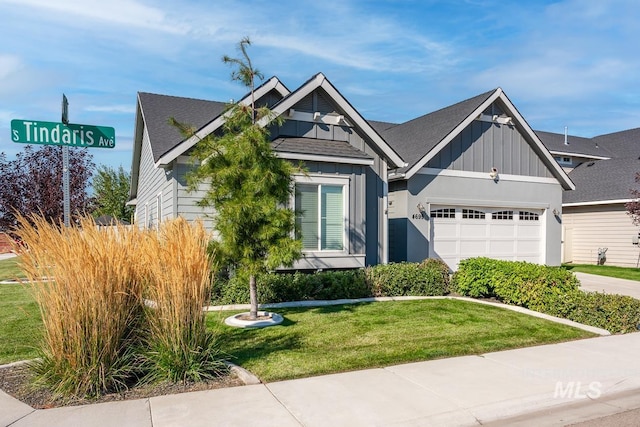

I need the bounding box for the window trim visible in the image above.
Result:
[293,174,350,253]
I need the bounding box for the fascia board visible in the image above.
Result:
[276,151,374,166]
[563,199,632,207]
[155,77,285,167]
[129,97,144,199]
[404,89,501,180]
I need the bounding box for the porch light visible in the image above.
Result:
[489,167,499,180]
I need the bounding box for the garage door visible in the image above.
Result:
[430,206,542,270]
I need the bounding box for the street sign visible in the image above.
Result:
[10,119,116,148]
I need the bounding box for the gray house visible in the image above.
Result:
[537,128,640,267]
[374,88,574,270]
[129,73,405,270]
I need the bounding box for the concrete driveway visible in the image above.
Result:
[574,272,640,299]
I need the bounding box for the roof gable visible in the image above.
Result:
[535,130,611,159]
[263,73,405,168]
[381,88,574,190]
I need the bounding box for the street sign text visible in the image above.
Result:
[11,119,116,148]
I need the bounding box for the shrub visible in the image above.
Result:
[452,257,640,334]
[16,215,145,398]
[366,262,449,297]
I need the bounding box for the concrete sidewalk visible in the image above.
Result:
[3,332,640,427]
[575,272,640,299]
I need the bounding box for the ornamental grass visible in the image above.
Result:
[138,218,227,383]
[15,215,145,399]
[14,215,225,399]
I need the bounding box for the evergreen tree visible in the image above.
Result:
[177,37,301,319]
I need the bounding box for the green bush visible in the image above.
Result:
[452,257,640,334]
[213,260,450,305]
[366,262,449,297]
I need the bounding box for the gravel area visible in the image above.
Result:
[0,364,244,409]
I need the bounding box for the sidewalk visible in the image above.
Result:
[3,332,640,427]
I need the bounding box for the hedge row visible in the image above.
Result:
[452,257,640,334]
[211,259,451,305]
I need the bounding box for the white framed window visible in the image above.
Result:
[294,175,349,252]
[430,208,455,218]
[462,209,485,219]
[492,210,514,220]
[519,211,539,221]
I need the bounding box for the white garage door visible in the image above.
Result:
[430,206,543,270]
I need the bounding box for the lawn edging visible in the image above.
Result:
[206,295,611,336]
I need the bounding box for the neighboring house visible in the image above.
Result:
[373,88,574,270]
[536,128,640,267]
[129,73,405,270]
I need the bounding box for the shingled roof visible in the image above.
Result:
[535,130,612,159]
[376,90,496,174]
[535,128,640,204]
[271,137,373,161]
[137,92,227,163]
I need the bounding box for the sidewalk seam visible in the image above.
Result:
[263,383,306,427]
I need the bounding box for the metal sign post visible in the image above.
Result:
[61,95,70,227]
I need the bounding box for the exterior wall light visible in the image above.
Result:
[489,167,499,180]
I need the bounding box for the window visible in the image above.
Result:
[462,209,485,219]
[156,193,162,229]
[430,208,455,218]
[519,211,539,221]
[554,156,572,165]
[295,182,346,251]
[492,210,513,220]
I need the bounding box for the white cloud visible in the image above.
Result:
[0,0,188,34]
[85,105,136,114]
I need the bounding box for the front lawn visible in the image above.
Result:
[563,264,640,282]
[0,283,41,364]
[209,299,595,382]
[0,256,25,282]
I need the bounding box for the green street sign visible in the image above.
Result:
[11,119,116,149]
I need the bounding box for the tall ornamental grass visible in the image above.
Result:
[138,218,226,383]
[15,215,145,399]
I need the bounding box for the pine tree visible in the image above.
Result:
[178,37,301,319]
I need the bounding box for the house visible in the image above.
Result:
[373,88,574,270]
[129,75,574,272]
[536,128,640,267]
[128,73,405,270]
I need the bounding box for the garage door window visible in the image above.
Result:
[430,208,455,218]
[519,211,539,221]
[462,209,485,219]
[492,210,514,220]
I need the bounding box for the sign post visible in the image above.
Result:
[61,95,71,227]
[10,95,116,227]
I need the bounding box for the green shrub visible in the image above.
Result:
[365,262,449,297]
[452,257,640,334]
[213,260,450,304]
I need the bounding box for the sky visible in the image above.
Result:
[1,0,639,173]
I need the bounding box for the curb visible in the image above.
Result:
[206,296,611,336]
[226,362,261,385]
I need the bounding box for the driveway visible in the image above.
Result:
[574,272,640,299]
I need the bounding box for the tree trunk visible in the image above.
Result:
[249,274,258,320]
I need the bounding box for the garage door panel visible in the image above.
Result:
[460,240,487,255]
[432,223,457,238]
[490,240,515,253]
[459,224,487,238]
[516,240,540,253]
[518,224,540,238]
[491,224,516,238]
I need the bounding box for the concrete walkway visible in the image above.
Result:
[575,272,640,299]
[2,332,640,427]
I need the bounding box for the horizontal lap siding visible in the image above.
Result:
[563,205,640,267]
[135,129,170,228]
[175,162,215,233]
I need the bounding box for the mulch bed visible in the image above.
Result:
[0,363,244,409]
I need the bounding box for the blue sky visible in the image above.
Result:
[1,0,639,172]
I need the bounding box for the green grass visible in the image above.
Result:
[209,299,595,382]
[0,283,41,364]
[0,256,25,282]
[563,264,640,282]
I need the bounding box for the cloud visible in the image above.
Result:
[0,0,188,34]
[85,105,136,114]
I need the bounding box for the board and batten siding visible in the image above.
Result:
[563,204,640,267]
[428,120,553,178]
